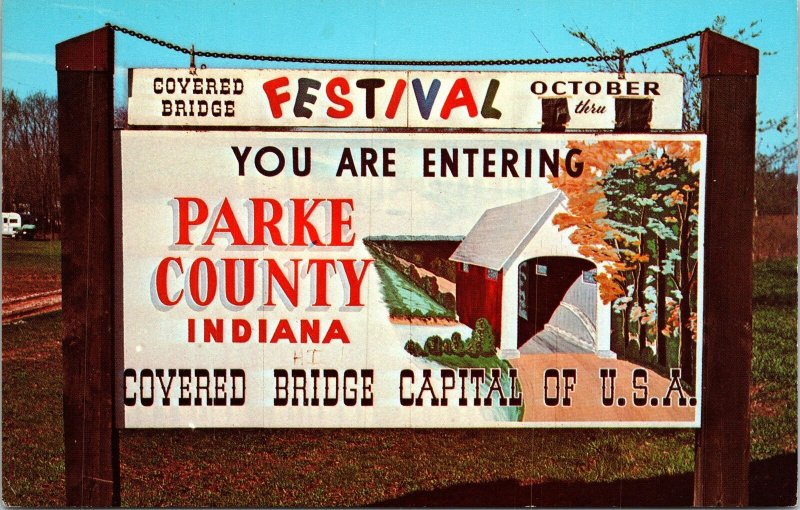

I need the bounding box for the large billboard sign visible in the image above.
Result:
[118,129,704,428]
[127,69,684,130]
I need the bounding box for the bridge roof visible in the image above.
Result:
[449,191,564,271]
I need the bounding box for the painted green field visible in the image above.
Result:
[2,258,796,506]
[372,257,454,320]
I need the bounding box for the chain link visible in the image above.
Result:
[105,23,703,67]
[626,30,705,58]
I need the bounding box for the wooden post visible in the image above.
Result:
[56,26,120,506]
[694,30,758,506]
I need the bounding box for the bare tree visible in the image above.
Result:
[2,90,60,238]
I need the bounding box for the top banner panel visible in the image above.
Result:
[127,69,683,129]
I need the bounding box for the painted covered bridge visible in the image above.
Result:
[449,191,615,359]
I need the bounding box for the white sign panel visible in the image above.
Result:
[127,69,684,129]
[119,130,704,428]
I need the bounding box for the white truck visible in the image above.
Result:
[2,212,22,237]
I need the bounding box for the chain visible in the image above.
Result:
[105,23,704,67]
[626,30,705,58]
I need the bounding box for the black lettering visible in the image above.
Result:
[501,149,518,177]
[530,81,547,95]
[194,368,211,405]
[482,148,496,177]
[470,368,485,406]
[600,368,617,407]
[233,78,245,95]
[483,368,508,406]
[399,369,414,406]
[539,149,559,178]
[440,369,455,406]
[361,369,374,406]
[123,368,137,406]
[337,147,357,177]
[156,368,176,406]
[230,369,246,406]
[323,369,338,406]
[294,78,321,118]
[254,146,285,177]
[565,148,584,177]
[422,148,436,177]
[343,369,358,406]
[632,368,648,406]
[382,148,396,177]
[543,368,560,406]
[291,369,308,406]
[293,147,312,177]
[232,146,252,176]
[213,369,227,406]
[355,79,385,119]
[480,79,502,119]
[561,368,576,406]
[140,369,155,406]
[416,369,439,406]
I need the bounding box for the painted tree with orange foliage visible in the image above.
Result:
[550,139,701,384]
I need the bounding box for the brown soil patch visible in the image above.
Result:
[2,271,61,300]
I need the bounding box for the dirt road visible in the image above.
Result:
[511,353,696,424]
[3,290,62,324]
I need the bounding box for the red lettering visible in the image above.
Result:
[232,319,251,343]
[222,258,256,306]
[339,259,373,306]
[323,319,350,343]
[203,318,224,343]
[440,78,478,119]
[326,77,353,119]
[300,320,320,343]
[155,257,184,306]
[175,197,208,246]
[271,319,297,343]
[250,198,285,246]
[188,257,217,307]
[202,198,248,246]
[329,198,355,246]
[262,77,291,118]
[265,259,300,307]
[307,259,336,306]
[385,79,407,119]
[291,198,325,246]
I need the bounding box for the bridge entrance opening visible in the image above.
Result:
[517,256,598,353]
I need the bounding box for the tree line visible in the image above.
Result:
[3,90,60,237]
[550,141,703,386]
[2,90,132,237]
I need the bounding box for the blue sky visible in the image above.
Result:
[2,0,797,148]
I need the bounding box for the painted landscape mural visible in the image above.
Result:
[550,140,702,387]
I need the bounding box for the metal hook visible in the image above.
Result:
[617,49,626,80]
[189,44,197,75]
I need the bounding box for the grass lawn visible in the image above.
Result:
[2,258,796,507]
[2,239,61,299]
